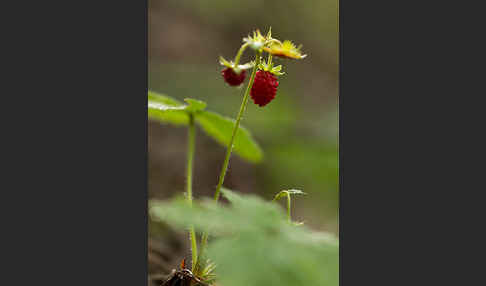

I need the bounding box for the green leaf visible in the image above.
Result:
[149,190,338,286]
[196,111,263,163]
[148,90,184,106]
[184,98,207,112]
[148,91,189,125]
[220,187,244,204]
[147,91,263,163]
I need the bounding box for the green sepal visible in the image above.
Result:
[258,57,285,76]
[243,29,266,51]
[219,56,254,74]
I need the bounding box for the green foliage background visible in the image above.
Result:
[151,189,339,286]
[149,0,338,233]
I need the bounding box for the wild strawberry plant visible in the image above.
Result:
[148,28,338,286]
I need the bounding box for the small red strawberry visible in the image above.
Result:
[250,70,279,107]
[221,67,246,86]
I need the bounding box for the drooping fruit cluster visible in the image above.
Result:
[250,70,279,107]
[219,28,306,107]
[221,67,246,86]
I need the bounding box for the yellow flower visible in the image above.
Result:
[263,40,307,60]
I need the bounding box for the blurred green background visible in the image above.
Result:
[148,0,338,234]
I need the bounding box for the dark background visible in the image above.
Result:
[2,0,476,285]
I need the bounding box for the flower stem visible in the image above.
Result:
[198,51,261,266]
[187,113,198,271]
[213,51,261,202]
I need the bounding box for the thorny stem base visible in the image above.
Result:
[197,51,261,271]
[187,114,198,271]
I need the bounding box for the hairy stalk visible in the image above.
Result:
[197,51,261,270]
[187,114,198,271]
[214,51,261,202]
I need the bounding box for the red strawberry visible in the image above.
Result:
[221,67,246,86]
[250,70,279,107]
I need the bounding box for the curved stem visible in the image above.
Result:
[233,42,250,67]
[187,114,198,271]
[198,51,261,267]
